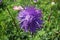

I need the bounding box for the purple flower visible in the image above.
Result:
[0,0,2,2]
[0,0,2,5]
[18,6,43,33]
[33,0,38,3]
[0,0,2,3]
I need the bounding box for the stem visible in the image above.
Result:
[31,32,35,40]
[6,8,17,28]
[48,12,52,21]
[48,6,52,21]
[48,0,55,21]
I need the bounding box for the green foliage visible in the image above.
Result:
[0,0,60,40]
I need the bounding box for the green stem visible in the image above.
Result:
[48,7,52,21]
[48,12,52,21]
[31,32,35,40]
[6,8,17,28]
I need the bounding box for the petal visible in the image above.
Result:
[13,6,23,10]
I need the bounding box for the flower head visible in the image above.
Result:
[13,6,23,10]
[18,6,43,33]
[51,2,55,5]
[0,0,2,5]
[0,0,2,2]
[33,0,38,3]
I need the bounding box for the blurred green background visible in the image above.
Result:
[0,0,60,40]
